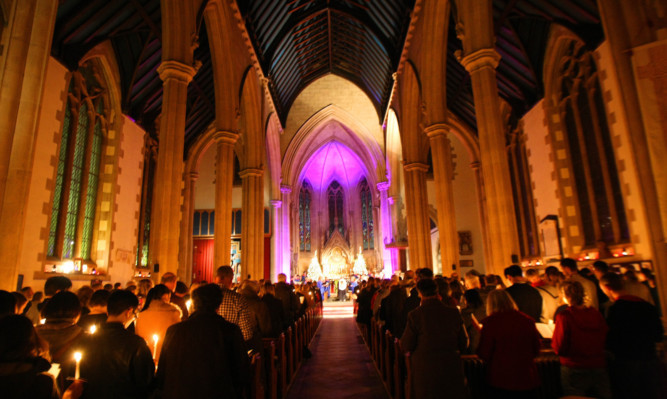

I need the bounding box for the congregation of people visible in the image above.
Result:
[0,258,664,399]
[354,260,664,399]
[0,267,322,399]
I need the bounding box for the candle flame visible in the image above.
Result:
[89,325,97,334]
[74,352,82,362]
[40,319,46,325]
[152,334,159,344]
[186,299,192,311]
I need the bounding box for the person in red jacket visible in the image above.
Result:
[552,281,611,398]
[477,289,541,398]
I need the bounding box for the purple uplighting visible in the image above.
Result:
[298,141,369,191]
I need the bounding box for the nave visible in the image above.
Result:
[287,302,389,399]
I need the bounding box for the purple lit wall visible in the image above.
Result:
[298,141,368,191]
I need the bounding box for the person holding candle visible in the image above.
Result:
[551,281,611,398]
[135,284,181,364]
[73,290,154,399]
[35,291,83,368]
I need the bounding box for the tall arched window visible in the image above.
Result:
[507,128,539,258]
[327,181,344,235]
[47,62,108,261]
[557,41,629,247]
[299,181,312,251]
[136,135,157,266]
[359,179,374,250]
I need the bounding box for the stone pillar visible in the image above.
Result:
[0,0,58,291]
[425,124,459,275]
[460,50,519,275]
[386,196,400,273]
[471,161,492,270]
[240,168,264,280]
[214,132,238,268]
[403,162,433,270]
[179,171,198,284]
[149,61,195,278]
[280,185,292,281]
[270,199,282,282]
[376,181,394,276]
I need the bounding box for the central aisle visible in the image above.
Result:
[287,302,390,399]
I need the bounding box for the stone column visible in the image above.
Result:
[471,161,492,270]
[270,199,282,281]
[376,181,394,276]
[240,168,264,280]
[425,124,459,275]
[280,185,292,280]
[179,171,198,284]
[149,61,195,278]
[460,49,519,275]
[403,162,433,270]
[0,0,58,291]
[214,132,238,268]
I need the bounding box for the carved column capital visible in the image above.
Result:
[460,48,501,73]
[470,161,481,170]
[188,171,199,182]
[280,184,292,194]
[424,123,451,139]
[376,181,390,192]
[239,168,263,179]
[214,130,239,145]
[270,199,282,209]
[403,162,430,173]
[157,60,196,83]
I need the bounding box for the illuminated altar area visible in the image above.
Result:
[290,130,392,278]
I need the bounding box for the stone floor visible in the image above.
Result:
[287,302,389,399]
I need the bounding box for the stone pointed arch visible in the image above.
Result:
[265,112,282,200]
[283,104,386,190]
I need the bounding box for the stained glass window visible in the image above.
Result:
[48,62,107,262]
[327,181,344,235]
[299,181,312,251]
[359,179,374,250]
[558,41,629,247]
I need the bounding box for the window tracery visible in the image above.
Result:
[359,178,374,250]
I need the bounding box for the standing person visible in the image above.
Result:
[504,265,543,322]
[215,266,254,343]
[600,272,664,399]
[75,290,154,399]
[552,281,611,398]
[155,284,250,399]
[171,282,190,320]
[400,279,469,399]
[238,280,272,354]
[40,276,72,313]
[259,282,285,338]
[0,315,84,399]
[135,285,181,364]
[77,289,110,332]
[338,278,348,301]
[35,291,83,365]
[560,258,598,309]
[275,273,299,326]
[477,290,541,398]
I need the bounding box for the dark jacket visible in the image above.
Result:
[506,282,543,322]
[77,313,107,332]
[261,293,285,338]
[379,286,408,338]
[239,288,272,353]
[156,310,250,399]
[400,298,469,399]
[35,320,83,364]
[606,295,663,360]
[274,282,299,326]
[170,295,189,320]
[0,357,59,399]
[76,322,155,399]
[477,310,541,391]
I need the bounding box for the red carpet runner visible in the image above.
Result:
[287,301,389,399]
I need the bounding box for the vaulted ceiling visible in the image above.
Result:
[50,0,604,154]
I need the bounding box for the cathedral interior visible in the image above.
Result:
[0,0,665,314]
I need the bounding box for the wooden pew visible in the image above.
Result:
[262,339,278,399]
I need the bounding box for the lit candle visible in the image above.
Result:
[186,299,192,312]
[40,318,46,325]
[73,351,82,380]
[152,334,159,359]
[89,325,96,334]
